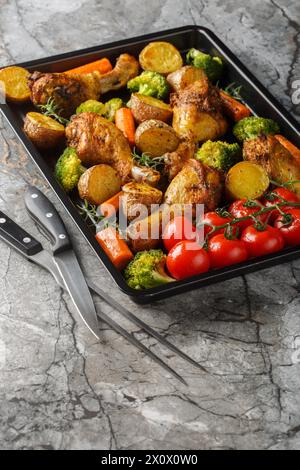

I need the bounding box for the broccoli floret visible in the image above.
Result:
[233,116,280,142]
[127,71,169,100]
[104,98,123,121]
[76,99,106,115]
[195,140,241,172]
[124,249,174,290]
[55,147,86,192]
[186,48,223,82]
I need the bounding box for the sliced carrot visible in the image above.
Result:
[64,57,112,75]
[220,90,251,122]
[95,226,133,271]
[275,135,300,164]
[100,191,124,218]
[115,108,136,147]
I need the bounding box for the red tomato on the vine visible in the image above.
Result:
[229,199,267,232]
[166,241,210,280]
[208,234,248,269]
[162,216,198,252]
[263,187,299,222]
[240,224,284,257]
[274,209,300,246]
[200,211,235,237]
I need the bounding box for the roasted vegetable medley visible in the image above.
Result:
[2,41,300,290]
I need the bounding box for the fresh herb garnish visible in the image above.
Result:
[222,82,244,102]
[77,200,105,227]
[38,97,70,126]
[132,148,165,171]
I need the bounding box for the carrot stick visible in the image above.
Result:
[275,135,300,164]
[115,108,135,147]
[95,226,133,271]
[100,191,124,218]
[64,58,112,75]
[220,90,251,122]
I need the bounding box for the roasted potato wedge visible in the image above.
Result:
[121,182,163,222]
[127,204,183,253]
[139,42,183,75]
[225,162,270,200]
[135,119,180,157]
[167,66,207,92]
[128,93,172,124]
[0,66,31,103]
[23,112,65,150]
[78,164,122,205]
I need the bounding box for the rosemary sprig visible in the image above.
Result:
[132,148,165,171]
[38,97,70,126]
[77,199,105,227]
[222,82,244,102]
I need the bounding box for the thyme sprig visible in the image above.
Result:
[77,200,105,227]
[222,82,244,102]
[132,148,165,171]
[38,97,70,126]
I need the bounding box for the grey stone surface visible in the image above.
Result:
[0,0,300,450]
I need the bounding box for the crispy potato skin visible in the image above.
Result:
[128,93,172,124]
[0,66,31,103]
[171,79,228,142]
[164,159,223,212]
[139,42,183,75]
[243,135,300,196]
[23,112,65,150]
[135,119,180,157]
[167,66,207,92]
[78,164,121,205]
[121,182,163,222]
[225,162,270,200]
[66,112,133,182]
[127,204,183,253]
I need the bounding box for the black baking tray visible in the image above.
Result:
[1,25,300,303]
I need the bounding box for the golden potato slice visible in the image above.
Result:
[128,93,172,124]
[139,42,183,75]
[78,164,122,205]
[121,182,163,222]
[24,112,65,150]
[0,66,31,103]
[226,162,270,200]
[167,66,207,92]
[135,119,180,157]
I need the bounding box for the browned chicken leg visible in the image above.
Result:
[164,159,223,212]
[171,78,228,143]
[65,112,133,182]
[28,54,139,117]
[163,138,197,181]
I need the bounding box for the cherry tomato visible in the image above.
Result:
[200,211,234,237]
[240,224,284,257]
[263,187,299,222]
[229,199,267,232]
[163,216,198,252]
[166,241,210,280]
[274,209,300,246]
[208,234,248,269]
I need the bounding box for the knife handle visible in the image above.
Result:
[24,186,71,255]
[0,211,43,257]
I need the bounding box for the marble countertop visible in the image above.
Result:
[1,0,300,450]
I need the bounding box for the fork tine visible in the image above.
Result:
[97,309,187,386]
[88,281,207,373]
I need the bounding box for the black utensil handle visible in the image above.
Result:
[24,186,71,255]
[0,211,43,257]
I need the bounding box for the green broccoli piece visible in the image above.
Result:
[233,116,280,142]
[186,48,223,82]
[124,249,174,290]
[76,99,106,115]
[127,71,169,100]
[195,140,241,172]
[55,147,86,192]
[104,98,123,121]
